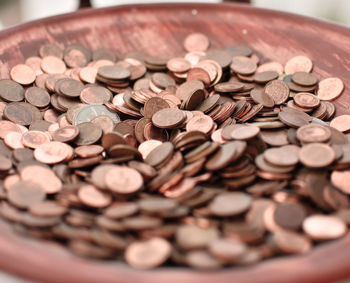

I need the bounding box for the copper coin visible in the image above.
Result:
[186,250,222,270]
[330,115,350,132]
[206,141,246,171]
[296,124,331,144]
[4,132,24,149]
[208,238,247,262]
[176,224,219,250]
[75,144,104,158]
[254,71,279,83]
[278,107,311,128]
[25,87,50,108]
[145,142,173,167]
[167,57,191,73]
[104,202,139,219]
[152,108,185,129]
[10,64,36,85]
[214,82,245,93]
[52,125,80,143]
[34,141,72,164]
[209,192,252,217]
[284,55,313,75]
[184,33,210,52]
[41,56,66,74]
[105,166,143,194]
[39,43,63,58]
[230,56,257,75]
[303,215,346,240]
[138,140,163,159]
[97,65,131,80]
[294,92,320,109]
[230,126,260,141]
[292,72,318,86]
[21,131,50,149]
[317,77,344,101]
[125,237,171,269]
[263,147,299,167]
[186,115,214,134]
[250,88,275,108]
[331,170,350,194]
[273,202,306,230]
[0,79,24,102]
[29,201,67,217]
[264,80,289,105]
[78,184,112,208]
[75,122,102,146]
[80,85,112,104]
[274,231,312,254]
[57,78,84,98]
[0,155,12,171]
[299,143,335,168]
[79,66,97,84]
[8,181,45,209]
[20,165,62,194]
[0,120,21,139]
[91,115,115,134]
[143,97,170,119]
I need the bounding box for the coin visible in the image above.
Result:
[317,77,344,101]
[125,237,171,269]
[34,141,72,164]
[105,166,143,194]
[299,143,335,168]
[184,33,210,52]
[302,215,346,240]
[8,181,46,209]
[284,55,313,74]
[330,115,350,132]
[10,64,36,85]
[209,192,252,217]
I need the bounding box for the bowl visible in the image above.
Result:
[0,3,350,283]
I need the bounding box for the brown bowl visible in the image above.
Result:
[1,3,350,283]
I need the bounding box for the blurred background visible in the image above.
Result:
[0,0,349,29]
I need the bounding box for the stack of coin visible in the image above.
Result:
[0,32,349,270]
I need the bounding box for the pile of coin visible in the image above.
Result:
[0,32,349,269]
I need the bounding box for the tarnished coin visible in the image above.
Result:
[105,166,143,194]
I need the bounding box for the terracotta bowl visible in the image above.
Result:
[0,3,350,283]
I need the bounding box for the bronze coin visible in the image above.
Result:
[39,43,63,58]
[292,72,318,86]
[230,56,257,75]
[299,143,335,168]
[273,202,306,230]
[34,141,72,164]
[317,77,344,101]
[63,43,91,68]
[91,115,115,134]
[143,97,170,119]
[184,33,210,52]
[294,92,320,109]
[330,115,350,133]
[296,124,331,144]
[151,72,176,89]
[57,78,84,98]
[0,120,22,139]
[41,56,66,74]
[20,165,62,194]
[278,107,311,128]
[105,166,143,194]
[264,80,289,105]
[176,224,219,250]
[52,125,80,143]
[152,108,186,129]
[187,68,211,86]
[263,147,299,167]
[145,142,173,167]
[331,170,350,194]
[79,66,97,84]
[206,141,246,171]
[80,85,112,104]
[75,144,104,158]
[0,155,12,171]
[25,87,50,108]
[21,131,50,149]
[250,88,274,108]
[230,126,260,141]
[284,55,313,74]
[97,65,131,80]
[214,82,245,93]
[8,181,45,209]
[254,71,279,83]
[78,184,112,208]
[29,201,67,217]
[209,192,252,217]
[3,102,34,126]
[196,94,220,113]
[75,122,102,146]
[186,115,214,134]
[10,64,36,85]
[302,215,346,240]
[273,231,312,254]
[167,57,191,73]
[0,79,24,102]
[125,237,171,269]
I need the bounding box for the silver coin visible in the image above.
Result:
[73,104,121,125]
